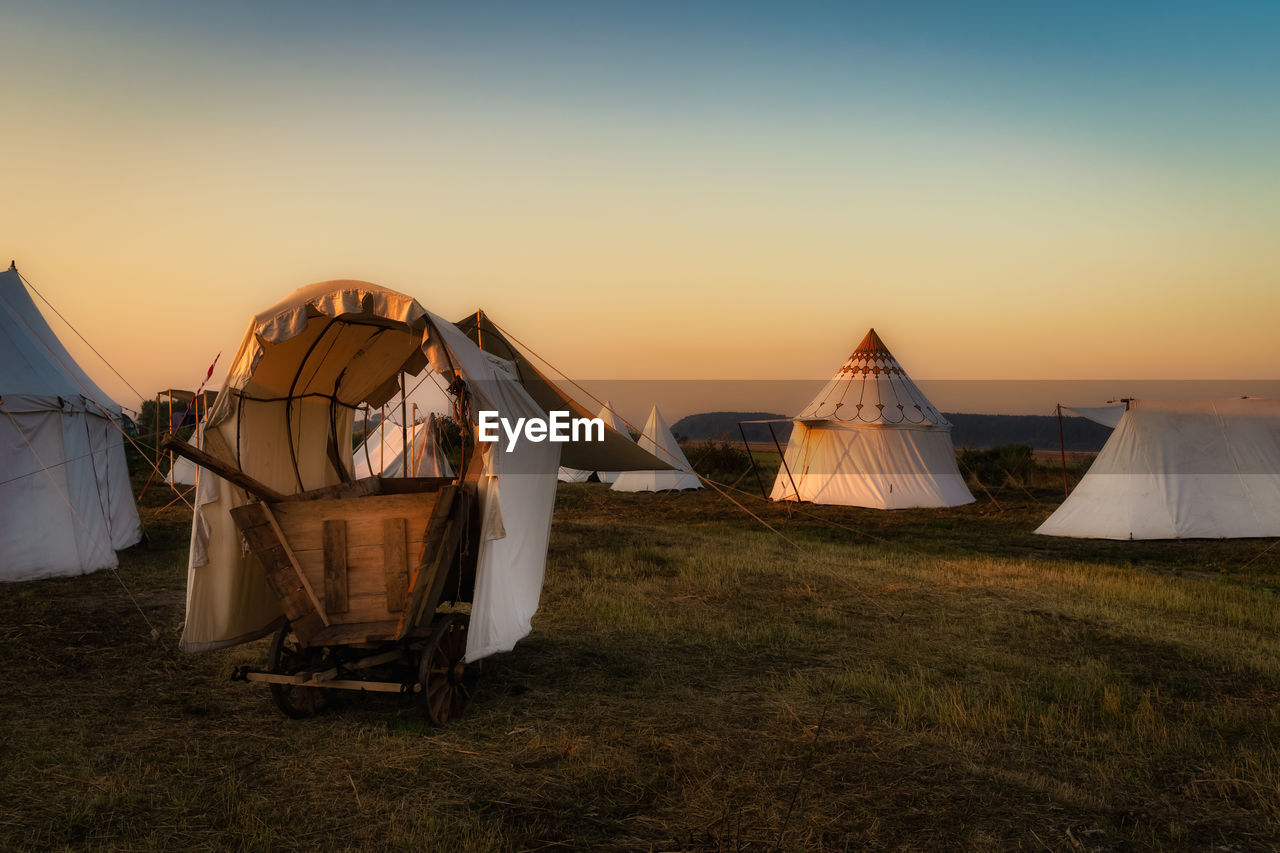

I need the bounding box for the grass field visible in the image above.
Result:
[2,462,1278,850]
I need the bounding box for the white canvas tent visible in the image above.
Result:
[353,416,454,479]
[558,401,632,483]
[770,328,973,509]
[0,264,142,581]
[611,406,702,492]
[1037,398,1280,540]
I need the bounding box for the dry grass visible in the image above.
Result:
[1,477,1278,851]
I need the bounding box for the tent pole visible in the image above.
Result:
[400,376,408,477]
[1057,404,1069,498]
[768,421,799,501]
[738,422,767,499]
[167,392,174,487]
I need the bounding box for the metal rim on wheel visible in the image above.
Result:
[419,615,476,725]
[267,624,329,719]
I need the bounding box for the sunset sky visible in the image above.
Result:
[4,0,1278,412]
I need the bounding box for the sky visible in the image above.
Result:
[3,0,1278,412]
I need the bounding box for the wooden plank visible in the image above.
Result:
[395,485,459,638]
[231,503,327,643]
[288,545,415,599]
[290,477,384,502]
[259,503,330,628]
[310,620,401,646]
[325,592,403,625]
[201,427,249,504]
[416,508,469,631]
[383,517,409,613]
[322,519,348,614]
[160,435,286,502]
[272,494,438,551]
[379,477,454,495]
[244,672,409,693]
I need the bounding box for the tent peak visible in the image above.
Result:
[850,327,892,359]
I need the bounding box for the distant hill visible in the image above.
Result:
[672,411,1112,452]
[670,412,792,443]
[945,413,1112,452]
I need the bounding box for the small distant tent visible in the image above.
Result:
[557,464,594,483]
[558,401,632,483]
[611,406,702,492]
[771,328,973,509]
[0,264,143,581]
[593,402,632,484]
[1037,398,1280,540]
[353,416,454,479]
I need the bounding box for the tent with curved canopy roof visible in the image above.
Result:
[770,328,973,509]
[182,281,666,661]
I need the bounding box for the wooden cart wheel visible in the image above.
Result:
[419,615,477,725]
[267,625,329,719]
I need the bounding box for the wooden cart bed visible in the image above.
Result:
[231,477,473,647]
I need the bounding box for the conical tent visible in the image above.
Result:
[593,402,632,484]
[611,406,702,492]
[1037,398,1280,540]
[353,416,454,479]
[558,401,633,483]
[0,265,142,580]
[771,328,973,509]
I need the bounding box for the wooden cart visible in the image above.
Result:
[167,438,483,724]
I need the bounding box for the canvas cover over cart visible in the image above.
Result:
[170,281,668,722]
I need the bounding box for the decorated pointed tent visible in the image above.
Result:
[0,264,142,580]
[611,406,702,492]
[1037,398,1280,539]
[771,328,973,509]
[353,416,454,479]
[558,401,633,483]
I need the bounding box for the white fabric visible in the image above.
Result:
[772,329,973,509]
[593,402,631,484]
[466,439,561,661]
[419,313,561,661]
[0,268,142,581]
[1037,398,1280,540]
[771,421,974,509]
[611,406,702,492]
[352,418,454,479]
[1061,404,1126,429]
[558,402,632,483]
[169,428,201,486]
[182,280,558,665]
[557,465,593,483]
